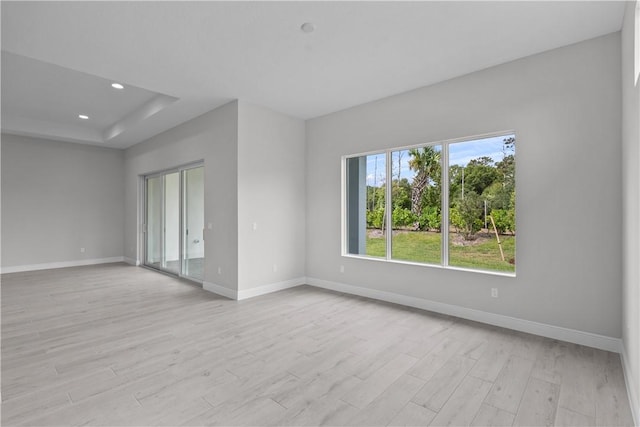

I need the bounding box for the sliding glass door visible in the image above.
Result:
[144,164,204,281]
[182,166,204,280]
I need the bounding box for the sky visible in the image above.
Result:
[365,134,514,186]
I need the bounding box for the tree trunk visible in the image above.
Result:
[411,173,428,218]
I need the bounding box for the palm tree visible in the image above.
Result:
[408,146,441,219]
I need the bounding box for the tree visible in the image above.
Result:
[455,190,483,240]
[366,185,385,228]
[391,178,411,211]
[495,154,515,190]
[449,164,464,201]
[395,151,404,181]
[482,181,510,210]
[391,177,416,229]
[465,157,499,195]
[507,189,516,234]
[408,147,441,219]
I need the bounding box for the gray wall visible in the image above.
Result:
[306,33,622,338]
[1,134,124,269]
[622,1,640,419]
[237,101,306,291]
[124,101,239,292]
[123,100,306,294]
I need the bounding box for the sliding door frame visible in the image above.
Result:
[143,161,204,283]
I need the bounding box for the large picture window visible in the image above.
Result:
[344,133,516,274]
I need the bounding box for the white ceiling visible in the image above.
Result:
[1,1,627,149]
[2,51,178,145]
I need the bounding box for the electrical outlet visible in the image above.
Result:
[80,247,85,253]
[491,288,498,298]
[217,267,222,275]
[252,222,258,231]
[273,264,278,273]
[339,265,344,273]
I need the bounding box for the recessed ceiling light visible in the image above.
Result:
[78,114,89,120]
[300,22,315,33]
[111,83,124,90]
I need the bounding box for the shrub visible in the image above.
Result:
[392,207,416,229]
[491,209,509,234]
[367,207,385,229]
[455,191,483,240]
[419,206,441,231]
[449,207,464,233]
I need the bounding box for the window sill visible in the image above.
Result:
[341,253,516,278]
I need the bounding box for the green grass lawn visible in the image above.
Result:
[366,231,515,273]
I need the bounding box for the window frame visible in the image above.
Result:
[635,1,639,86]
[341,130,516,277]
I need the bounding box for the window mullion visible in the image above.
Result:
[441,143,449,267]
[385,151,392,260]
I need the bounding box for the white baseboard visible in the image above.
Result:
[204,277,306,300]
[306,277,623,353]
[1,257,125,274]
[124,257,140,266]
[621,346,639,426]
[237,277,306,300]
[203,281,237,299]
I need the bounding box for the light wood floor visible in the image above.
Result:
[1,263,634,426]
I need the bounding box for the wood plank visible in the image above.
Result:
[554,407,595,426]
[341,353,418,409]
[348,374,425,426]
[429,376,493,426]
[387,402,437,427]
[471,404,516,427]
[593,350,635,427]
[513,377,560,427]
[556,343,596,418]
[1,264,634,426]
[468,331,513,382]
[484,355,535,413]
[280,395,359,426]
[272,369,362,410]
[411,355,476,412]
[407,337,464,381]
[531,339,567,385]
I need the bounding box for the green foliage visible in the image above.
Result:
[496,154,515,188]
[455,191,483,240]
[366,206,385,229]
[419,206,441,231]
[449,207,464,233]
[391,178,411,210]
[366,136,516,242]
[508,189,516,233]
[449,164,464,201]
[465,158,499,195]
[367,185,385,212]
[392,207,416,228]
[482,182,510,210]
[490,193,516,235]
[408,147,441,218]
[490,209,510,234]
